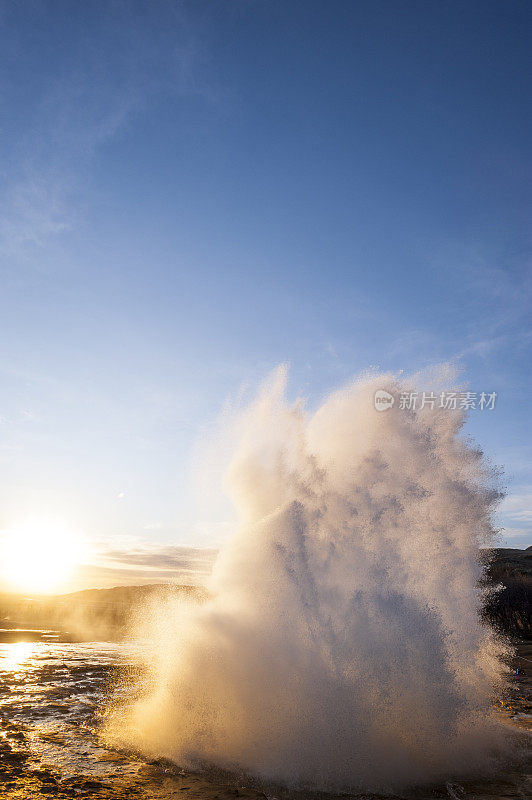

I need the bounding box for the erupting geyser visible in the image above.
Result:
[106,368,509,792]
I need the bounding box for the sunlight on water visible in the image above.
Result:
[0,610,528,799]
[1,641,36,672]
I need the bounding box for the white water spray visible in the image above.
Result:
[107,368,508,792]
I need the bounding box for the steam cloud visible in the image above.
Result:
[106,368,510,792]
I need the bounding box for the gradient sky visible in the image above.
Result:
[0,1,531,589]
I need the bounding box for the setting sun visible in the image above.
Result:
[0,519,86,594]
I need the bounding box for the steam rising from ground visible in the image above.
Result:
[106,369,509,792]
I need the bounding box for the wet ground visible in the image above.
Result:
[0,635,530,800]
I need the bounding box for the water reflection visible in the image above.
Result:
[1,641,37,671]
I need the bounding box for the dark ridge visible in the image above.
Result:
[482,546,532,638]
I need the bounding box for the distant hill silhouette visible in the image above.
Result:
[0,583,205,642]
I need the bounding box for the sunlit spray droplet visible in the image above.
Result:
[105,367,510,793]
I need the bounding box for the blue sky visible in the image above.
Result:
[0,1,531,587]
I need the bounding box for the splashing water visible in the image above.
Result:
[105,368,510,793]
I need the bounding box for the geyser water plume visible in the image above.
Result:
[106,368,509,792]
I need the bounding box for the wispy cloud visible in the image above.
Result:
[496,486,532,547]
[0,2,221,262]
[498,488,532,523]
[445,245,532,363]
[81,538,218,588]
[498,526,532,541]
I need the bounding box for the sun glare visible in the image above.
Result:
[0,519,86,594]
[1,641,36,672]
